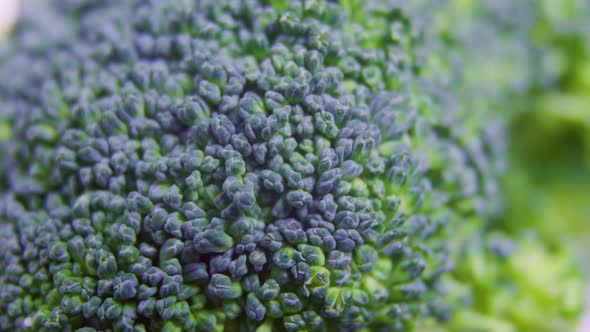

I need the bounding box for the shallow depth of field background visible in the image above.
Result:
[501,1,590,331]
[1,0,589,331]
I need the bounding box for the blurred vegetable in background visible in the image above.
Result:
[502,0,590,267]
[418,231,585,332]
[419,0,590,330]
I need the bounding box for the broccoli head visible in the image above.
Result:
[0,0,514,331]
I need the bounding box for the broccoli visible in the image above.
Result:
[0,0,582,332]
[0,1,502,330]
[416,228,584,332]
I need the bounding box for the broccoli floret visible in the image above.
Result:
[418,230,584,332]
[0,0,521,331]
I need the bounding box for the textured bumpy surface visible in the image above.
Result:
[0,0,544,331]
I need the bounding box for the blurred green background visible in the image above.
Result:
[501,0,590,267]
[420,0,590,330]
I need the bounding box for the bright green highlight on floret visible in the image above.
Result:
[0,121,11,141]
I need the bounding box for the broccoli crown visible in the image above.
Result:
[0,0,505,331]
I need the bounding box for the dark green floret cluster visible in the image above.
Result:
[0,0,585,332]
